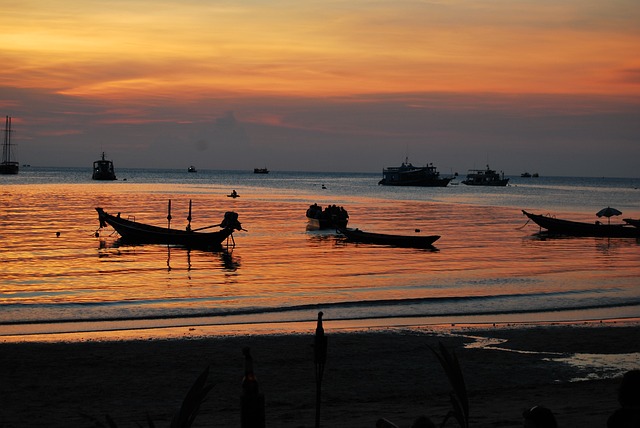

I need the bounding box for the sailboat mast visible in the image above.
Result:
[1,115,19,174]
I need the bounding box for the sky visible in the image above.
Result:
[1,0,639,177]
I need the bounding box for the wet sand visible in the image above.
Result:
[1,322,638,427]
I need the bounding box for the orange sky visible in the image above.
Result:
[3,0,639,98]
[1,0,639,175]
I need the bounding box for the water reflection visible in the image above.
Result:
[97,239,240,272]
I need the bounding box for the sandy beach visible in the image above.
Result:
[1,321,638,428]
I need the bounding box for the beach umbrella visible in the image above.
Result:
[596,207,622,224]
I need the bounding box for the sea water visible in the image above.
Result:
[1,167,639,340]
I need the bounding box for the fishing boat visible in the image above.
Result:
[188,165,197,173]
[462,165,509,186]
[338,227,440,248]
[306,203,349,229]
[522,210,640,238]
[378,158,451,187]
[1,115,19,175]
[96,203,243,249]
[254,167,269,174]
[92,152,117,180]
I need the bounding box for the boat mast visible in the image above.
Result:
[2,116,12,162]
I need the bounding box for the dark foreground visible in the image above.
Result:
[1,322,638,427]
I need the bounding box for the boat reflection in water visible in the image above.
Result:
[98,238,240,272]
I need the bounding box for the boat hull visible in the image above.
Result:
[96,208,237,249]
[339,228,440,248]
[0,162,19,174]
[378,177,451,187]
[306,216,348,230]
[522,210,640,238]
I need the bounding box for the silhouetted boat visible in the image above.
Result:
[188,165,197,172]
[306,203,349,229]
[92,152,116,180]
[96,206,243,249]
[378,158,451,187]
[1,115,19,175]
[462,165,509,186]
[254,167,269,174]
[522,210,640,238]
[623,218,640,228]
[338,227,440,248]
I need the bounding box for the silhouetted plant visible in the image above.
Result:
[431,342,469,428]
[84,366,213,428]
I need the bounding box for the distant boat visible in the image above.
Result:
[0,116,19,175]
[521,172,532,178]
[378,158,451,187]
[338,227,440,248]
[92,152,117,180]
[188,165,197,173]
[254,167,269,174]
[227,190,240,198]
[306,203,349,229]
[462,165,509,186]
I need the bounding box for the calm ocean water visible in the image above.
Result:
[1,167,639,340]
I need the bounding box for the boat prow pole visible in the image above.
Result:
[167,199,172,229]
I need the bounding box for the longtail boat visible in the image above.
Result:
[522,210,640,238]
[96,203,243,249]
[338,227,440,248]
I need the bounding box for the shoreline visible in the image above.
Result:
[2,314,639,343]
[1,321,638,427]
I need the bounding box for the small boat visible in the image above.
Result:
[0,115,19,175]
[188,165,197,173]
[378,158,451,187]
[228,190,240,198]
[338,227,440,248]
[521,172,532,178]
[254,167,269,174]
[92,152,117,180]
[96,204,243,249]
[522,210,640,238]
[462,165,509,186]
[306,203,349,229]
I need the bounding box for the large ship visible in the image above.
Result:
[461,165,509,186]
[378,158,451,187]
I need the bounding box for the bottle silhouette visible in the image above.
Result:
[241,347,265,428]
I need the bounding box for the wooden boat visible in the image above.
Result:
[522,210,640,238]
[338,227,440,248]
[92,152,117,180]
[306,203,349,229]
[0,115,19,175]
[254,167,269,174]
[96,206,242,249]
[378,158,451,187]
[462,165,509,186]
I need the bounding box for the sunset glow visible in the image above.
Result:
[1,0,639,175]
